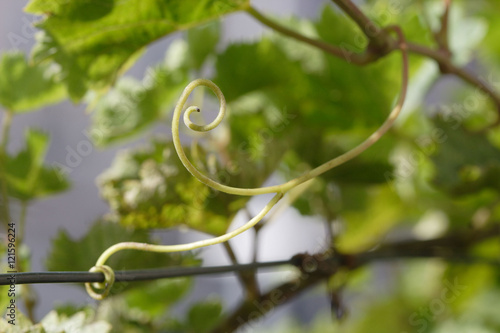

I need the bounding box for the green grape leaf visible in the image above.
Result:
[5,129,70,201]
[431,118,500,196]
[214,14,326,103]
[215,6,404,132]
[187,21,220,70]
[213,8,404,221]
[284,129,395,184]
[477,1,500,70]
[225,93,298,189]
[0,52,65,113]
[268,16,326,74]
[214,39,304,102]
[186,300,223,333]
[125,278,192,317]
[90,48,189,146]
[25,0,249,100]
[336,186,404,252]
[312,5,435,131]
[349,298,415,333]
[280,133,395,217]
[364,0,433,47]
[46,219,200,276]
[315,3,368,53]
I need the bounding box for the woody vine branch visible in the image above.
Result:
[248,1,500,121]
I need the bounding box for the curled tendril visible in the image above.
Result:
[85,265,115,300]
[86,28,408,300]
[171,45,408,195]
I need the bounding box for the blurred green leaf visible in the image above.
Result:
[187,300,223,333]
[213,7,407,223]
[443,263,496,313]
[46,219,200,275]
[283,130,395,185]
[365,0,432,47]
[25,0,249,100]
[431,118,500,195]
[215,39,303,102]
[479,1,500,64]
[336,186,405,252]
[187,21,220,70]
[0,52,65,112]
[5,129,69,201]
[348,298,415,333]
[268,16,326,74]
[125,278,192,317]
[216,6,405,131]
[98,140,246,235]
[458,289,500,330]
[282,138,395,218]
[90,52,189,146]
[225,94,298,189]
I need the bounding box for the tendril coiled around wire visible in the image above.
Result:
[84,265,115,300]
[85,28,408,300]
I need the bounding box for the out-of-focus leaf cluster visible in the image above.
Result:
[97,140,247,235]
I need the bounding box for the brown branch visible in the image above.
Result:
[378,224,500,250]
[212,224,500,332]
[211,251,343,333]
[330,0,392,54]
[246,6,377,65]
[223,242,261,300]
[330,0,500,117]
[248,1,500,118]
[407,42,500,111]
[211,272,326,333]
[249,0,500,122]
[434,0,452,58]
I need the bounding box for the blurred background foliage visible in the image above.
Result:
[1,0,500,332]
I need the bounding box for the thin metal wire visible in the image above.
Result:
[1,253,497,286]
[0,260,293,285]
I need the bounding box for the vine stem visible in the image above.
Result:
[86,192,282,298]
[407,42,500,109]
[19,201,38,324]
[92,192,282,264]
[330,0,390,52]
[223,241,260,300]
[246,6,376,65]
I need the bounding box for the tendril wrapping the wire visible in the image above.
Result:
[86,27,408,300]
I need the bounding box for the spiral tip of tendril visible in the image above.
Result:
[85,265,115,300]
